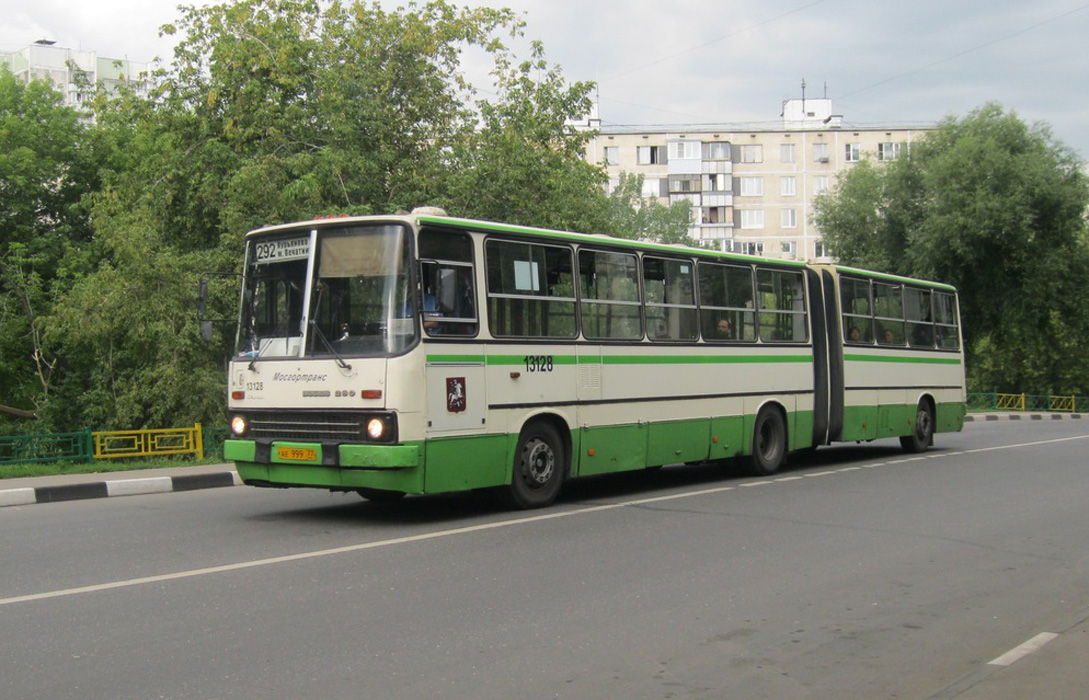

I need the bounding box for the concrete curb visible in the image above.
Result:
[966,412,1085,422]
[0,471,242,508]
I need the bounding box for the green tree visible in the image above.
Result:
[814,103,1089,394]
[0,71,101,429]
[601,172,693,244]
[443,41,608,231]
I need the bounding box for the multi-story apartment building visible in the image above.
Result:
[1,39,151,111]
[583,98,930,260]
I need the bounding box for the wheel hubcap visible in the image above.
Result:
[523,438,554,487]
[917,410,932,439]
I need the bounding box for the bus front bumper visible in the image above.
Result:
[225,439,424,492]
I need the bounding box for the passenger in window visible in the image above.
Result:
[716,318,733,339]
[848,326,862,342]
[882,328,895,345]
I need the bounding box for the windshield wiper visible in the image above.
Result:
[308,282,351,371]
[309,320,352,371]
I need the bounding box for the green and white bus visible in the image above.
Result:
[222,210,966,508]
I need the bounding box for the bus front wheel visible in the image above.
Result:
[900,401,934,453]
[506,422,565,509]
[750,407,787,476]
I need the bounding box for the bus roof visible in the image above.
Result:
[243,213,956,291]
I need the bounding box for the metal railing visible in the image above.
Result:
[0,424,230,466]
[967,392,1087,413]
[0,429,94,465]
[93,423,206,460]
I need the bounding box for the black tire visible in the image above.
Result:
[900,401,934,453]
[750,406,787,476]
[506,422,566,509]
[356,488,406,503]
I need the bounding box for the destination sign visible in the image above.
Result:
[254,236,310,264]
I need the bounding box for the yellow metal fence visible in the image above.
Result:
[968,393,1085,413]
[93,423,205,460]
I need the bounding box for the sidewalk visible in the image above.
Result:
[965,411,1085,422]
[0,463,240,508]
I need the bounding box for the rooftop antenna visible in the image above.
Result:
[801,78,807,112]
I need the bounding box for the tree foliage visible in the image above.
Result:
[814,103,1089,394]
[5,0,674,434]
[601,173,693,245]
[0,71,101,425]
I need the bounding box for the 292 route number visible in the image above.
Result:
[523,355,554,372]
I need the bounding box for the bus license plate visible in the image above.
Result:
[277,446,317,462]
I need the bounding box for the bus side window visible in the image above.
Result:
[419,229,477,337]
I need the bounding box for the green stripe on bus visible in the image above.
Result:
[844,353,962,365]
[427,355,488,363]
[601,354,812,365]
[430,354,813,366]
[484,355,579,366]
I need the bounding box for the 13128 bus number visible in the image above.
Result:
[523,355,554,372]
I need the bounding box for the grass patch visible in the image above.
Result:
[0,454,229,481]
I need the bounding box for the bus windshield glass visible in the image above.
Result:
[237,224,416,359]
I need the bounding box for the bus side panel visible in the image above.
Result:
[710,414,746,459]
[936,399,967,433]
[423,434,509,493]
[791,409,816,451]
[578,423,648,475]
[646,418,711,465]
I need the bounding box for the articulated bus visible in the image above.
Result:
[222,209,966,508]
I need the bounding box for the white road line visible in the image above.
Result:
[0,483,738,607]
[988,632,1058,666]
[4,432,1087,607]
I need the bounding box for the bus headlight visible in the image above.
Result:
[367,417,386,440]
[230,415,248,436]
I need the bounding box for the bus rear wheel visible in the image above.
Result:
[900,401,934,453]
[506,422,565,509]
[750,407,787,476]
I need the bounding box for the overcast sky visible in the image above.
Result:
[4,0,1088,158]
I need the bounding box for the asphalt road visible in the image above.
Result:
[3,420,1089,700]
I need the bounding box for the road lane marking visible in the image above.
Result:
[988,632,1058,666]
[5,432,1088,607]
[0,484,736,607]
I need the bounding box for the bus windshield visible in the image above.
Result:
[237,223,416,360]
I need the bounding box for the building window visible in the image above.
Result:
[703,142,731,160]
[845,143,860,162]
[814,240,828,258]
[878,142,901,161]
[780,143,796,164]
[781,209,797,228]
[781,241,797,256]
[813,175,830,194]
[738,177,764,197]
[642,178,663,197]
[604,146,619,165]
[738,144,763,163]
[813,143,830,163]
[669,176,700,193]
[701,206,730,224]
[780,176,796,197]
[741,241,765,256]
[739,210,765,229]
[637,145,665,165]
[703,173,729,192]
[670,141,700,160]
